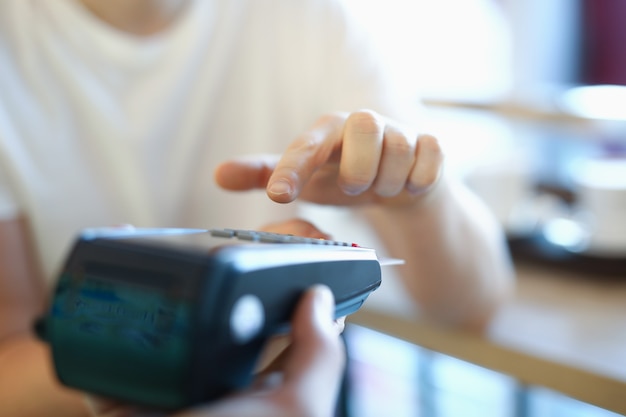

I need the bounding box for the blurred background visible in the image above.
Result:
[339,1,626,416]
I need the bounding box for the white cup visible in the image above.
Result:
[569,157,626,255]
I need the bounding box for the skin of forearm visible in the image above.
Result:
[78,0,189,35]
[363,175,516,331]
[0,218,90,416]
[0,335,89,417]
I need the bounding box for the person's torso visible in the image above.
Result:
[0,0,402,279]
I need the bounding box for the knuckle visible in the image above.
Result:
[412,166,441,189]
[314,111,347,127]
[286,134,328,169]
[418,171,440,188]
[289,133,319,154]
[346,110,384,136]
[384,132,415,156]
[341,172,374,190]
[419,133,443,155]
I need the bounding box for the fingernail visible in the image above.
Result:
[340,184,366,196]
[268,180,292,196]
[406,183,426,196]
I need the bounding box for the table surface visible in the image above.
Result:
[349,260,626,415]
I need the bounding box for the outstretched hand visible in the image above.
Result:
[215,110,443,208]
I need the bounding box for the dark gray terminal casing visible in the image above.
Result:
[36,228,382,410]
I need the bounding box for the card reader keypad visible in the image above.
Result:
[209,228,358,247]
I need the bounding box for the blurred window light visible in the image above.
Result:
[501,0,581,95]
[343,0,514,101]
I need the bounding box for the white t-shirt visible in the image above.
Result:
[0,0,417,281]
